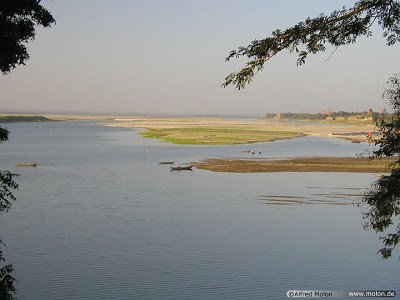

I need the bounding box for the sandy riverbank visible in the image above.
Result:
[192,157,396,173]
[102,116,377,144]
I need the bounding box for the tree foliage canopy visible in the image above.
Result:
[0,127,9,143]
[0,242,15,300]
[0,0,55,74]
[223,0,400,89]
[364,74,400,259]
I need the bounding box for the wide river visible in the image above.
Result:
[0,120,398,300]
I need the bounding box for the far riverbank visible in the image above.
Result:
[102,116,377,144]
[1,114,378,144]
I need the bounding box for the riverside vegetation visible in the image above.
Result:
[140,127,304,145]
[0,115,52,123]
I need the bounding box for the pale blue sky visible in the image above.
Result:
[1,0,399,115]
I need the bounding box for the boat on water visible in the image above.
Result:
[170,165,193,171]
[158,161,175,165]
[16,163,37,167]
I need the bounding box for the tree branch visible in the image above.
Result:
[223,0,398,89]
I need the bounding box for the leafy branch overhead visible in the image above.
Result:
[0,0,55,74]
[223,0,400,89]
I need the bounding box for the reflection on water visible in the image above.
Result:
[0,121,398,300]
[261,186,364,206]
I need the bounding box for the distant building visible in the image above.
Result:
[381,108,388,115]
[274,113,281,120]
[367,108,373,116]
[320,108,333,115]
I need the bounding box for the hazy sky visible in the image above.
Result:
[1,0,399,115]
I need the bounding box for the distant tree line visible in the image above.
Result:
[0,115,52,123]
[265,111,391,122]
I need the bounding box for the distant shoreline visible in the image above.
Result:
[0,114,378,144]
[100,116,377,144]
[0,115,55,123]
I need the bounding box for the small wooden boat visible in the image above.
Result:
[16,163,37,167]
[158,161,175,165]
[170,165,193,171]
[241,150,256,154]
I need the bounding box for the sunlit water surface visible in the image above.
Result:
[0,121,398,300]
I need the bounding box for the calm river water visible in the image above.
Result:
[0,120,398,300]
